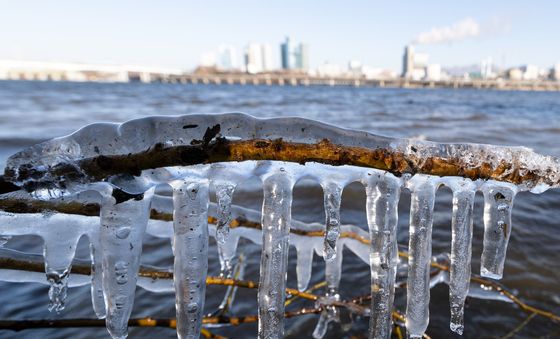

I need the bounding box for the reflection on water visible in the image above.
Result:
[0,81,559,338]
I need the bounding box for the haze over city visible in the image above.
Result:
[1,1,559,72]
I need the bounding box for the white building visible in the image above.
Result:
[425,64,442,81]
[261,44,274,71]
[481,57,494,79]
[317,62,343,77]
[245,44,263,74]
[522,64,539,80]
[553,63,560,81]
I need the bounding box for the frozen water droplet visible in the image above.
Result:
[115,261,129,285]
[187,302,198,313]
[115,227,131,239]
[186,182,200,200]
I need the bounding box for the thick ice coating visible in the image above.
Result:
[1,113,558,339]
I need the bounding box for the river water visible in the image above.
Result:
[0,80,559,338]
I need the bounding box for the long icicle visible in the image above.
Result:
[171,179,210,339]
[405,175,437,338]
[365,173,401,339]
[99,188,154,339]
[448,179,476,335]
[322,181,343,261]
[258,169,294,339]
[214,181,236,277]
[480,183,517,279]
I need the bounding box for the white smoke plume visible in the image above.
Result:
[413,17,481,45]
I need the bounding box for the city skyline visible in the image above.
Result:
[1,1,560,72]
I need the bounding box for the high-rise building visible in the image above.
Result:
[402,45,414,78]
[217,45,237,70]
[245,43,264,74]
[281,37,295,69]
[296,43,309,70]
[261,44,274,71]
[281,37,308,70]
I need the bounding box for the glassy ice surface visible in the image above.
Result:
[447,179,476,335]
[405,175,438,338]
[322,181,342,261]
[480,182,518,279]
[364,172,401,339]
[99,189,153,339]
[171,179,209,339]
[257,170,294,339]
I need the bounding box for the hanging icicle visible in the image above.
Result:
[480,182,518,279]
[257,167,294,339]
[364,172,401,339]
[405,175,438,338]
[99,188,154,339]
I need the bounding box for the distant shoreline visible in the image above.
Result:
[2,77,560,92]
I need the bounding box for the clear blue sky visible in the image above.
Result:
[1,1,558,71]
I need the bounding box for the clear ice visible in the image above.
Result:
[1,113,559,339]
[480,182,518,279]
[99,188,154,339]
[405,175,437,338]
[364,172,401,339]
[171,179,209,339]
[257,169,294,339]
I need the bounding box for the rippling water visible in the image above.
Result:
[0,80,559,338]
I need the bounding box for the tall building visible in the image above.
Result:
[281,37,308,70]
[280,37,295,69]
[245,43,264,74]
[402,45,414,78]
[217,45,237,70]
[553,64,560,81]
[296,43,309,70]
[261,44,274,71]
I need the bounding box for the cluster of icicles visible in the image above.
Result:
[0,160,522,339]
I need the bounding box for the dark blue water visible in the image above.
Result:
[0,81,559,338]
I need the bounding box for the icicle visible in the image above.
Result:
[312,245,343,339]
[322,181,343,261]
[405,175,437,338]
[99,188,154,339]
[214,181,236,277]
[447,179,476,335]
[258,170,294,339]
[480,183,517,279]
[89,231,106,319]
[171,179,210,339]
[364,173,401,339]
[217,234,240,279]
[295,242,314,292]
[41,218,83,313]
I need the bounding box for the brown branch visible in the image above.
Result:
[4,137,559,194]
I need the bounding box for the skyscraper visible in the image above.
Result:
[297,43,309,70]
[261,44,274,71]
[245,43,263,74]
[217,45,237,70]
[402,45,414,78]
[280,37,295,70]
[281,37,308,71]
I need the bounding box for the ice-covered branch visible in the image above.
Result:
[2,113,559,193]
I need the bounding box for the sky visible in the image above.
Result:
[0,1,559,72]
